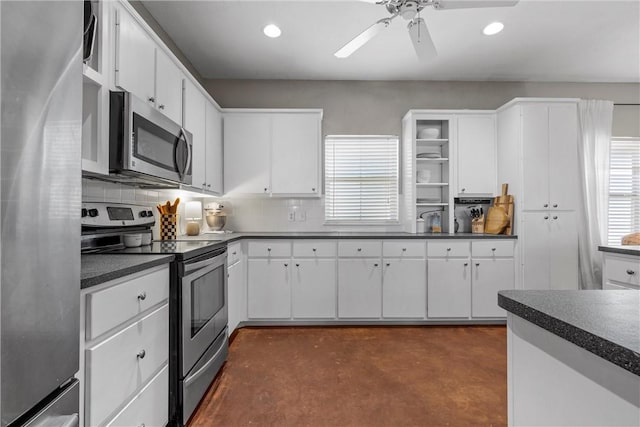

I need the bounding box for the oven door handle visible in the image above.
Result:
[184,253,226,275]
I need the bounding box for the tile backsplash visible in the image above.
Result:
[82,178,406,233]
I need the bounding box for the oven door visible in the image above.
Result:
[181,249,227,376]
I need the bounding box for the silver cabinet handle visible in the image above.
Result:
[475,263,480,267]
[312,248,317,252]
[463,262,468,266]
[461,188,466,192]
[544,204,549,208]
[232,251,237,255]
[207,184,211,188]
[357,248,362,252]
[137,349,146,359]
[137,292,147,301]
[295,263,300,267]
[627,269,636,275]
[202,182,206,187]
[553,216,558,220]
[373,263,378,267]
[446,248,451,252]
[267,248,271,252]
[312,187,316,192]
[264,188,268,192]
[491,248,496,252]
[284,263,288,267]
[148,97,155,103]
[158,104,165,110]
[402,248,407,252]
[544,216,549,220]
[553,204,558,208]
[386,263,391,266]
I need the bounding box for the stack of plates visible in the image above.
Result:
[417,153,441,159]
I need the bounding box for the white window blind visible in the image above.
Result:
[607,137,640,245]
[325,135,399,223]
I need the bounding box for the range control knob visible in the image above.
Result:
[140,211,148,218]
[81,208,88,218]
[146,210,153,217]
[88,209,99,218]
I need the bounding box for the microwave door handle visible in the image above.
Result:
[182,128,192,179]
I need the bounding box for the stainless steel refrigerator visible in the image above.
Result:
[1,1,82,426]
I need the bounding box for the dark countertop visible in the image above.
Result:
[598,245,640,257]
[498,290,640,376]
[81,254,174,289]
[177,232,518,244]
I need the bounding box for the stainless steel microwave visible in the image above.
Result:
[109,91,192,186]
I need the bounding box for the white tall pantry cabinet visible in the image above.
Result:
[497,99,580,290]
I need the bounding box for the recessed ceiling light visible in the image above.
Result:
[263,24,282,38]
[483,22,504,36]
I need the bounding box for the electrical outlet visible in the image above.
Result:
[288,208,296,222]
[295,210,306,222]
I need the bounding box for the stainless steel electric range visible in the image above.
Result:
[81,202,228,426]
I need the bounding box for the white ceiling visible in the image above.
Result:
[141,0,640,82]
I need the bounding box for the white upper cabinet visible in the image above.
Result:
[115,5,182,124]
[205,102,223,195]
[183,78,206,190]
[224,113,271,194]
[115,6,155,104]
[271,113,321,195]
[223,110,322,196]
[154,49,183,125]
[456,114,496,195]
[522,103,579,211]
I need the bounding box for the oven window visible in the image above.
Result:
[190,265,225,338]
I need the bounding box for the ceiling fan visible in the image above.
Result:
[335,0,520,60]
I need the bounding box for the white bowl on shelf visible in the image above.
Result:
[418,127,441,139]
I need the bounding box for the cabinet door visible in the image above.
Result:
[521,212,551,290]
[382,258,426,318]
[115,7,155,104]
[292,259,336,319]
[271,113,320,195]
[154,49,183,124]
[224,114,271,194]
[247,259,291,319]
[457,115,496,195]
[427,259,470,318]
[338,259,382,318]
[522,104,550,211]
[549,212,579,290]
[548,103,579,211]
[471,258,514,318]
[227,262,241,333]
[184,79,206,190]
[206,102,223,195]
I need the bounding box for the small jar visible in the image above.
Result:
[416,218,425,233]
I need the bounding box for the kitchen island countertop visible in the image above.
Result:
[81,254,175,289]
[498,290,640,376]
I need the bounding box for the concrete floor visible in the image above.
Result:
[188,326,507,427]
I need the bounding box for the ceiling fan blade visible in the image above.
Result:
[434,0,519,10]
[408,18,437,61]
[334,18,391,58]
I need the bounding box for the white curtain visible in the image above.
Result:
[577,100,614,289]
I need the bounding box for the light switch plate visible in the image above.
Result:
[288,208,296,222]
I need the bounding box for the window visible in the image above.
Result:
[607,137,640,245]
[325,135,399,223]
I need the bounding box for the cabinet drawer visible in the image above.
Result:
[383,241,426,258]
[293,240,337,258]
[86,305,169,427]
[605,256,640,287]
[228,241,242,265]
[247,241,291,257]
[338,241,382,258]
[107,365,168,427]
[472,240,515,257]
[427,241,470,258]
[86,266,169,340]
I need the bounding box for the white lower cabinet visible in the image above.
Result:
[471,258,514,318]
[602,251,640,290]
[382,258,426,318]
[427,258,471,318]
[292,259,337,319]
[338,259,382,318]
[80,265,170,427]
[247,258,291,319]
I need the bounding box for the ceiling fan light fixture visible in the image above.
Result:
[263,24,282,38]
[483,22,504,36]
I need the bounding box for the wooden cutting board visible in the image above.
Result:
[493,183,514,235]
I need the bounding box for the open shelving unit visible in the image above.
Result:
[402,112,456,233]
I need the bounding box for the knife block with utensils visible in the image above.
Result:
[471,215,485,234]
